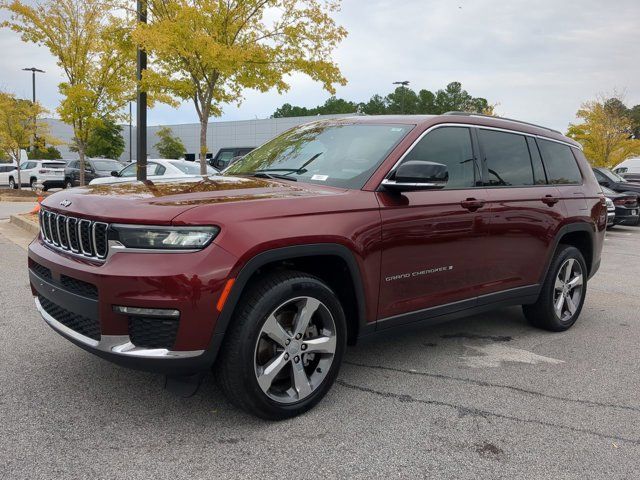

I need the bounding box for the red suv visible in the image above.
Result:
[28,114,605,419]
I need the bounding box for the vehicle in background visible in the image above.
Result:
[613,157,640,181]
[89,159,218,185]
[593,167,640,196]
[65,158,124,188]
[209,147,255,171]
[605,197,615,228]
[8,160,66,190]
[0,164,17,188]
[601,186,640,226]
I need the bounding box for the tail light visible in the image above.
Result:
[614,198,637,207]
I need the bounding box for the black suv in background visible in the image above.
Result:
[592,167,640,197]
[64,158,124,188]
[208,147,255,171]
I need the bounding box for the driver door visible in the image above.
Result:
[376,126,492,323]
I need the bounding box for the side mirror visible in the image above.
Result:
[382,160,448,192]
[111,170,120,177]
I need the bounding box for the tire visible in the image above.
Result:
[523,245,587,332]
[30,178,37,190]
[65,179,73,189]
[215,270,347,420]
[9,177,16,189]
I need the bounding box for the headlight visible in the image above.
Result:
[110,225,219,250]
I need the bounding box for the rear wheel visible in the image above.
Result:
[30,178,37,190]
[215,271,346,420]
[523,245,587,331]
[9,177,16,189]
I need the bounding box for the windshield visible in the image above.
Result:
[170,161,215,175]
[93,160,121,172]
[601,168,627,183]
[224,122,413,189]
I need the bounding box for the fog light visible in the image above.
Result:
[113,306,180,318]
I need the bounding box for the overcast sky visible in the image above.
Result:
[1,0,639,132]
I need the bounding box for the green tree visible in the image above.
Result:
[154,126,185,159]
[385,86,419,114]
[360,94,386,115]
[85,118,125,159]
[135,0,347,175]
[28,145,62,160]
[2,0,135,185]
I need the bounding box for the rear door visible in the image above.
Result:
[377,125,492,322]
[479,129,565,293]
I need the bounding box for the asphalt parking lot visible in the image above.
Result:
[1,212,639,479]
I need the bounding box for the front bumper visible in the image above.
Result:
[29,236,237,374]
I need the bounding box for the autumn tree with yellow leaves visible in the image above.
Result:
[1,0,135,185]
[567,96,640,168]
[134,0,347,174]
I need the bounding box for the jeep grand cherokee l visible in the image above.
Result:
[28,113,605,419]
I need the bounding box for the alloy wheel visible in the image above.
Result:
[553,258,584,322]
[254,296,337,404]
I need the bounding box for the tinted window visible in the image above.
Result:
[43,162,65,168]
[93,160,120,171]
[479,129,533,186]
[537,140,582,185]
[402,126,476,189]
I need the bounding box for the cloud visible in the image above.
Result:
[1,0,639,132]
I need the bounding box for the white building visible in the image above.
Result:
[44,113,352,162]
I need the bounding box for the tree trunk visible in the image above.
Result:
[199,118,209,175]
[78,145,86,186]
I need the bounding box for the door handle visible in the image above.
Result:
[542,195,560,206]
[460,198,485,211]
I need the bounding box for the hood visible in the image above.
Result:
[41,175,342,224]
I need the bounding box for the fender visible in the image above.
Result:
[206,243,369,361]
[540,221,597,284]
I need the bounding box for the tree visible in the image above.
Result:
[2,0,135,185]
[567,96,640,168]
[0,91,55,186]
[28,145,62,160]
[155,126,185,159]
[134,0,347,175]
[85,118,125,159]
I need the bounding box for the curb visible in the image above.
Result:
[0,196,41,202]
[9,214,40,235]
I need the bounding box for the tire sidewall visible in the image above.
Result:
[234,276,347,418]
[544,245,588,329]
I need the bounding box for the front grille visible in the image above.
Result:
[38,295,101,341]
[31,261,52,280]
[60,275,98,299]
[40,209,108,260]
[128,317,179,349]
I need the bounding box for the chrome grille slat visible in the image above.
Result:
[40,208,108,261]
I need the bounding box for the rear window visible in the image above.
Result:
[537,139,582,185]
[170,161,204,175]
[93,160,121,171]
[479,129,534,186]
[43,162,65,168]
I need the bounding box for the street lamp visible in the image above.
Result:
[392,80,410,114]
[136,0,148,181]
[22,67,45,148]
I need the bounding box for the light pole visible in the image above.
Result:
[129,101,133,163]
[22,67,45,148]
[136,0,148,181]
[392,80,410,114]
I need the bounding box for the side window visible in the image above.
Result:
[401,126,476,189]
[479,129,534,186]
[526,137,547,184]
[119,164,137,177]
[537,139,583,185]
[150,163,166,176]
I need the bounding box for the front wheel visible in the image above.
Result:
[523,245,587,331]
[215,271,346,420]
[9,178,16,189]
[65,179,73,189]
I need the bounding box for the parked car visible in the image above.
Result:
[0,163,17,188]
[601,186,640,226]
[209,147,255,171]
[613,157,640,181]
[8,159,66,190]
[605,197,615,228]
[89,159,218,185]
[64,158,124,188]
[29,114,605,419]
[592,167,640,196]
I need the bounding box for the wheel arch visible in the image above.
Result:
[215,244,368,346]
[544,223,595,281]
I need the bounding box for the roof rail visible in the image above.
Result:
[443,111,563,135]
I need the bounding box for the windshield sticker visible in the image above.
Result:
[311,174,329,181]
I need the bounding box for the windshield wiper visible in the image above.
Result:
[251,172,297,181]
[254,152,324,177]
